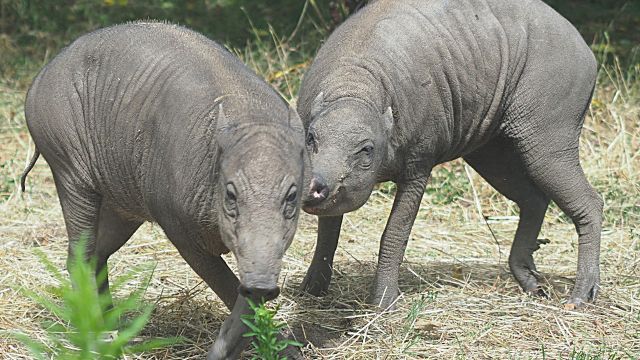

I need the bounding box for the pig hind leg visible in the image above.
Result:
[55,175,140,301]
[54,176,103,282]
[94,202,143,300]
[464,137,550,295]
[505,85,602,307]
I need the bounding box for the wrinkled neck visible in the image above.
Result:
[319,60,388,113]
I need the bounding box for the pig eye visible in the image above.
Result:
[357,144,374,169]
[283,185,298,219]
[286,189,297,203]
[360,145,373,155]
[224,183,238,218]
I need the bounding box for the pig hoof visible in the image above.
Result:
[276,329,304,359]
[511,267,542,295]
[527,286,548,298]
[368,287,400,311]
[509,253,544,295]
[299,269,331,296]
[566,289,597,309]
[566,271,599,308]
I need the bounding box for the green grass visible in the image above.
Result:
[568,346,635,360]
[10,239,181,359]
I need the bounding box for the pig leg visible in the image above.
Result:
[207,294,303,360]
[167,232,301,359]
[508,108,602,307]
[464,137,550,295]
[94,202,143,301]
[516,144,602,306]
[180,255,249,359]
[171,247,294,359]
[167,236,240,309]
[163,234,246,357]
[370,176,429,310]
[53,176,102,278]
[55,174,141,306]
[300,215,343,296]
[207,294,251,360]
[173,249,300,359]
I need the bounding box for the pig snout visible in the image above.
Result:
[305,173,329,206]
[238,284,280,301]
[236,251,283,302]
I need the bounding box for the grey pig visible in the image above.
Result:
[297,0,601,310]
[21,22,305,359]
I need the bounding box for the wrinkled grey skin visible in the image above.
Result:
[298,0,601,310]
[21,22,304,359]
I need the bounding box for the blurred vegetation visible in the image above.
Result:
[545,0,640,67]
[11,239,181,358]
[0,0,637,94]
[1,1,638,84]
[0,0,365,83]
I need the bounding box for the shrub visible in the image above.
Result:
[241,298,302,360]
[12,239,181,359]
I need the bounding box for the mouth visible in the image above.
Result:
[238,283,280,301]
[303,206,322,215]
[303,186,344,214]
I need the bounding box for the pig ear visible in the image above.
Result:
[287,102,304,136]
[310,92,324,119]
[214,102,229,132]
[213,102,233,149]
[383,106,394,133]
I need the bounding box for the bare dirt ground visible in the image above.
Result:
[0,59,638,359]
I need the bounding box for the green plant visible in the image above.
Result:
[12,239,181,359]
[401,294,427,340]
[241,298,302,360]
[568,347,626,360]
[425,163,471,205]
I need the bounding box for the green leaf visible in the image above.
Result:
[241,299,302,358]
[106,305,154,351]
[14,237,175,358]
[10,332,48,360]
[124,336,185,353]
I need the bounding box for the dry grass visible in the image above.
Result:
[1,40,639,360]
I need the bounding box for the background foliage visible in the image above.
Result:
[0,0,362,75]
[0,0,638,87]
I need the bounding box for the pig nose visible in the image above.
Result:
[238,285,281,301]
[307,174,329,204]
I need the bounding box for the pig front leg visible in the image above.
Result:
[370,176,429,310]
[168,234,299,359]
[165,233,246,358]
[207,295,252,360]
[300,215,344,296]
[174,247,250,359]
[208,295,303,360]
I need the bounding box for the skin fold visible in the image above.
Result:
[22,22,305,359]
[297,0,601,310]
